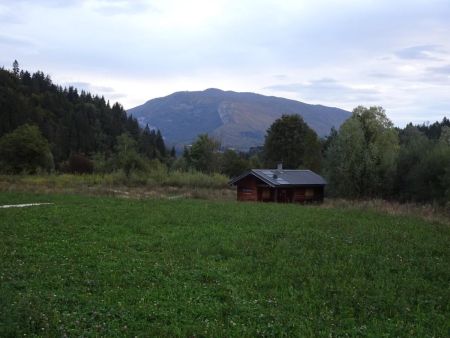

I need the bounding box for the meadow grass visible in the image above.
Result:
[0,192,449,336]
[0,171,229,189]
[0,173,234,201]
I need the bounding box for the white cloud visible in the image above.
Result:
[395,45,446,60]
[266,79,381,103]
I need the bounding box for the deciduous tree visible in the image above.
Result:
[187,134,220,173]
[324,106,399,198]
[263,114,322,170]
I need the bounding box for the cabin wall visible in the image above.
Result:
[236,176,258,201]
[292,186,324,203]
[235,176,325,203]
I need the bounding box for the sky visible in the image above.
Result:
[1,0,449,125]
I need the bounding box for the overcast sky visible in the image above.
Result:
[1,0,449,125]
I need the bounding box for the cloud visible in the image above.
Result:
[273,74,288,80]
[88,0,154,16]
[0,0,152,16]
[368,71,396,79]
[64,81,125,99]
[427,64,450,75]
[0,3,21,23]
[0,34,33,47]
[265,78,381,103]
[419,64,450,85]
[395,45,445,60]
[0,0,82,8]
[66,81,115,93]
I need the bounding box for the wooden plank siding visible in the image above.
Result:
[292,187,324,203]
[236,176,259,201]
[235,175,324,203]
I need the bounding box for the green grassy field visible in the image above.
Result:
[0,192,449,337]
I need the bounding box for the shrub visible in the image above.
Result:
[68,153,94,174]
[0,124,54,174]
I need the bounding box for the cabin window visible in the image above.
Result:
[305,188,314,197]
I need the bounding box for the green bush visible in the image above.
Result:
[0,124,54,174]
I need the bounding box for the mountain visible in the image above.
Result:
[128,88,351,150]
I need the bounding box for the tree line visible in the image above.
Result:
[0,62,170,174]
[181,108,449,205]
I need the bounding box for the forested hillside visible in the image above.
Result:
[0,63,166,172]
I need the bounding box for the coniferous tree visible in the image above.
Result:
[0,64,165,170]
[12,60,19,77]
[170,146,176,158]
[155,130,166,158]
[139,125,156,159]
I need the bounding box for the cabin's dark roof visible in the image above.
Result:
[229,169,327,187]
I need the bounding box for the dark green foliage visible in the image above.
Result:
[394,125,450,204]
[263,114,322,171]
[0,124,53,173]
[394,125,431,200]
[324,106,399,198]
[416,117,450,140]
[220,149,250,178]
[139,125,156,159]
[0,192,449,336]
[185,134,221,173]
[138,125,167,162]
[321,126,337,155]
[0,65,169,177]
[324,111,450,204]
[115,133,149,177]
[155,130,166,157]
[413,143,450,203]
[67,153,94,174]
[0,66,165,169]
[12,60,19,77]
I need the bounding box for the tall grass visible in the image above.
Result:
[0,170,229,189]
[323,198,450,225]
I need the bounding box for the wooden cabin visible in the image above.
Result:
[229,166,326,203]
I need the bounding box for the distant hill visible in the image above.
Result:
[128,88,351,149]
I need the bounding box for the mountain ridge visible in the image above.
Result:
[128,88,351,150]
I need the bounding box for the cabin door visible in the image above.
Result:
[257,188,272,202]
[277,189,294,203]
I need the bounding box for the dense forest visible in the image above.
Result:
[0,62,168,173]
[323,107,450,204]
[1,63,449,205]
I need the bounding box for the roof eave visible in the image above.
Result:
[228,170,276,187]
